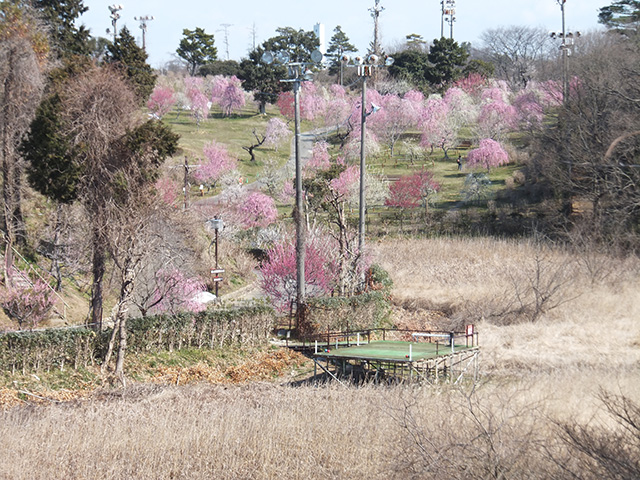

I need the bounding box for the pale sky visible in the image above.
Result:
[79,0,607,69]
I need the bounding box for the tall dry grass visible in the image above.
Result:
[1,236,639,479]
[374,236,640,375]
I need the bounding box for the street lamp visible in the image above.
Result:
[261,48,324,322]
[134,15,154,52]
[342,54,393,276]
[441,0,456,39]
[107,4,123,43]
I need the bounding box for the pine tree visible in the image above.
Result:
[34,0,90,57]
[106,26,157,102]
[326,26,357,81]
[599,1,640,35]
[176,27,218,75]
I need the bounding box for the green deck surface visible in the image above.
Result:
[314,341,475,362]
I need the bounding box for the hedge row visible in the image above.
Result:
[302,291,393,338]
[0,305,275,374]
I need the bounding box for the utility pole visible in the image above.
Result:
[219,23,233,60]
[369,0,384,56]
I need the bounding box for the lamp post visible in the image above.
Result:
[134,15,154,52]
[107,4,123,42]
[552,1,580,104]
[441,0,456,39]
[342,54,392,275]
[261,48,323,322]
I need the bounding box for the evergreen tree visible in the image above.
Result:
[106,26,157,102]
[326,26,357,79]
[405,33,428,51]
[239,28,319,114]
[34,0,90,57]
[427,38,469,88]
[198,59,241,77]
[599,1,640,35]
[176,27,218,75]
[22,94,81,204]
[388,49,432,92]
[262,27,320,63]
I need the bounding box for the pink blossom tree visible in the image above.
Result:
[513,90,544,131]
[260,234,337,311]
[155,176,181,207]
[185,77,210,127]
[299,81,326,123]
[276,91,295,120]
[218,76,246,116]
[263,117,291,151]
[194,141,237,189]
[419,96,463,159]
[475,86,518,140]
[453,73,488,97]
[370,90,423,156]
[324,84,353,135]
[305,140,332,173]
[466,138,509,172]
[147,85,175,118]
[239,191,278,228]
[385,169,440,217]
[0,279,58,330]
[148,268,208,316]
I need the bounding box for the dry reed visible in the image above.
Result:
[0,236,638,479]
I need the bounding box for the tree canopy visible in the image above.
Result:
[326,25,357,77]
[599,0,640,35]
[106,26,156,102]
[239,27,319,113]
[427,37,469,88]
[33,0,90,57]
[176,27,218,75]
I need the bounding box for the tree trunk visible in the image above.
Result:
[90,222,106,330]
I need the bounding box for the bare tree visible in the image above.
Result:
[478,26,554,89]
[530,32,640,247]
[58,66,140,330]
[0,3,49,281]
[556,390,640,479]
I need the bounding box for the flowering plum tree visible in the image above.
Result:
[475,85,517,140]
[305,140,332,173]
[218,75,246,116]
[194,141,237,188]
[419,96,463,159]
[0,278,58,329]
[385,169,440,229]
[324,84,353,135]
[385,169,440,213]
[466,138,509,172]
[513,90,544,131]
[263,117,291,151]
[370,90,423,156]
[147,85,175,118]
[185,77,209,126]
[155,176,181,206]
[148,268,207,316]
[239,191,278,228]
[260,234,337,311]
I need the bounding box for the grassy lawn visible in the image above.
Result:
[165,108,523,212]
[163,104,292,183]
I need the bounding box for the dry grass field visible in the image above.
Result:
[1,236,639,479]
